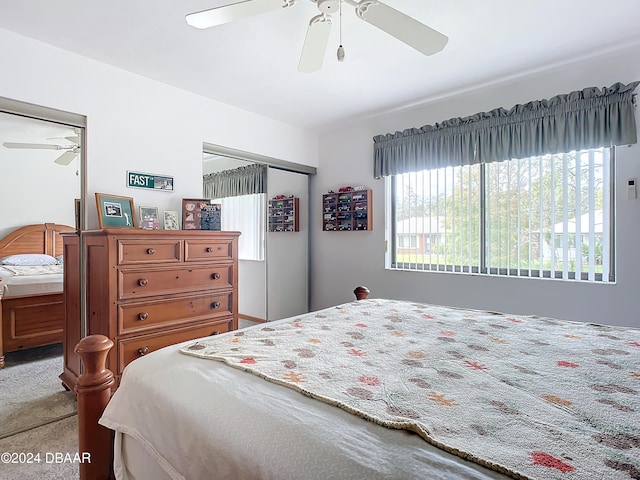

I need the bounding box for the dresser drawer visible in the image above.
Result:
[117,319,232,374]
[185,239,233,262]
[118,264,233,300]
[118,291,233,335]
[118,239,182,265]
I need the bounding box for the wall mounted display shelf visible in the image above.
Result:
[322,188,372,232]
[268,195,299,232]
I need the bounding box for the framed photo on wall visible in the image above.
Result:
[95,193,137,229]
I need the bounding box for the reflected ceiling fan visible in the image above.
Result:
[2,128,80,166]
[185,0,448,73]
[2,141,80,165]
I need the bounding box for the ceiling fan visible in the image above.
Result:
[2,126,81,166]
[2,141,80,165]
[185,0,448,73]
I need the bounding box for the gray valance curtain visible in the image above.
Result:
[203,163,267,198]
[373,82,639,178]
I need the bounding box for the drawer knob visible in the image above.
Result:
[146,248,155,255]
[211,272,221,280]
[138,346,149,356]
[138,312,149,321]
[206,247,213,253]
[138,278,149,287]
[210,301,221,309]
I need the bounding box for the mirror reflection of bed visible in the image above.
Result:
[0,106,86,378]
[0,223,74,368]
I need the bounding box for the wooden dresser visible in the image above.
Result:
[60,229,240,391]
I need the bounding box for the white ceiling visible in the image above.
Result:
[0,0,639,132]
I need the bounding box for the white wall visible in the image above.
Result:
[0,28,318,231]
[311,42,640,328]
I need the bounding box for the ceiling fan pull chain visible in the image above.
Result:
[337,0,345,62]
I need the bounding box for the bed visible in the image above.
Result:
[0,223,74,368]
[76,287,640,480]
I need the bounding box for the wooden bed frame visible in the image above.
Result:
[74,286,371,480]
[0,223,75,368]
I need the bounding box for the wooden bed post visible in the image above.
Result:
[353,286,370,300]
[75,334,115,480]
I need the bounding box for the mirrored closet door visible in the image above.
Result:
[0,97,86,437]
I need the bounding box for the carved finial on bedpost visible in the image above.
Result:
[354,286,370,300]
[75,334,115,480]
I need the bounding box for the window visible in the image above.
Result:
[388,148,614,282]
[214,193,265,261]
[397,234,418,249]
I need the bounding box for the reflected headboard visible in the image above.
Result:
[0,223,75,258]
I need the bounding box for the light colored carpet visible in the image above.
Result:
[238,318,262,329]
[0,344,76,439]
[0,415,79,480]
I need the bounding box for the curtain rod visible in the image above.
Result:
[203,142,317,175]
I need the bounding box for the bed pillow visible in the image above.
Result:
[0,254,58,266]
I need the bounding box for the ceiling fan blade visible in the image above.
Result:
[298,14,332,73]
[186,0,296,29]
[353,0,448,56]
[54,150,78,166]
[2,142,66,150]
[46,135,80,143]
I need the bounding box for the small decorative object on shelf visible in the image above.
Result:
[268,195,299,232]
[322,188,372,232]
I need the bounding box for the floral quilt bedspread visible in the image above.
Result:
[181,299,640,480]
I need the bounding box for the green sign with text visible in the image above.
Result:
[127,171,174,191]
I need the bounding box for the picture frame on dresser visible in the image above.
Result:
[163,210,179,230]
[139,206,160,230]
[95,193,137,229]
[181,198,211,230]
